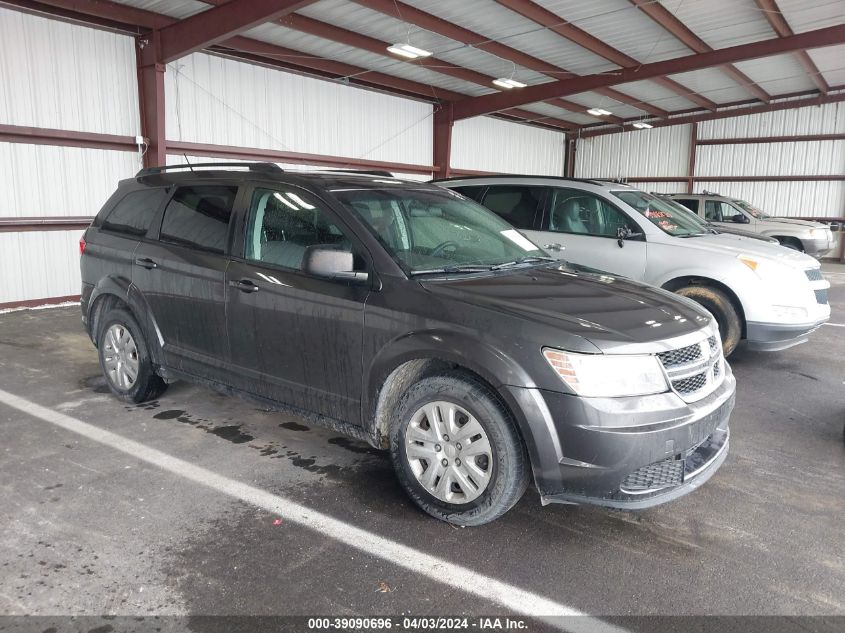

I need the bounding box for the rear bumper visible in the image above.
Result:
[505,367,735,509]
[745,318,828,351]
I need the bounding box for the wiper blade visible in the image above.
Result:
[410,264,493,276]
[490,256,556,270]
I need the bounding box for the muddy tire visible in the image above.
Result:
[97,308,167,403]
[389,372,530,526]
[674,285,742,357]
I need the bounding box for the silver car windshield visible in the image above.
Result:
[733,199,770,219]
[331,187,548,275]
[613,190,708,237]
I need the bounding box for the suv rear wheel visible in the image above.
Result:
[97,308,167,403]
[389,372,529,526]
[675,285,742,357]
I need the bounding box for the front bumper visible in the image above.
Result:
[745,318,828,351]
[801,236,834,258]
[505,367,735,509]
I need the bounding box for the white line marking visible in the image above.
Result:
[0,387,626,633]
[823,323,845,328]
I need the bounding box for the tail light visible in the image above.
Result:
[79,235,87,256]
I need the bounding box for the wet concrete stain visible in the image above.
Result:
[80,375,110,394]
[279,421,309,431]
[153,409,185,420]
[153,410,254,444]
[328,436,383,456]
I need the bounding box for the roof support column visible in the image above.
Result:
[565,137,577,178]
[687,123,698,194]
[136,34,166,168]
[433,106,454,179]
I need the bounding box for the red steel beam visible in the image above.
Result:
[451,24,845,120]
[494,0,717,111]
[0,294,82,310]
[687,123,698,193]
[579,91,845,138]
[0,124,137,151]
[618,175,845,183]
[433,106,454,178]
[350,0,655,121]
[166,140,440,175]
[0,217,93,233]
[697,133,845,145]
[754,0,830,95]
[152,0,316,65]
[629,0,771,103]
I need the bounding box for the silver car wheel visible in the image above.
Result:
[405,401,493,504]
[103,323,140,390]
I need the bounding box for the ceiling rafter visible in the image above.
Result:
[753,0,830,94]
[492,0,718,111]
[628,0,771,103]
[350,0,668,120]
[449,23,845,120]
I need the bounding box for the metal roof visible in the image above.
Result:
[26,0,845,135]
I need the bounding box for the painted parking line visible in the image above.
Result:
[823,323,845,328]
[0,387,627,633]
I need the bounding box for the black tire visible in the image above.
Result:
[674,285,742,357]
[776,236,804,252]
[97,308,167,403]
[389,372,530,526]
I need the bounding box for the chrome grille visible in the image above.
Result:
[815,288,828,304]
[656,332,725,403]
[805,268,823,282]
[621,459,684,492]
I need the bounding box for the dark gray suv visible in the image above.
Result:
[80,163,735,525]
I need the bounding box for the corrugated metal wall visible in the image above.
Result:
[0,8,142,305]
[166,53,433,167]
[451,116,566,175]
[575,102,845,218]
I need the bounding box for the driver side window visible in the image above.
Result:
[547,188,632,238]
[245,187,352,271]
[705,200,743,222]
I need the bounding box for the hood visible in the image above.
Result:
[420,265,712,351]
[670,233,818,269]
[712,226,777,243]
[760,217,828,229]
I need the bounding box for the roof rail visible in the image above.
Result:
[315,169,395,177]
[136,162,283,177]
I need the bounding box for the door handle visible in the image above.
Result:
[134,257,158,270]
[229,279,260,293]
[543,243,565,252]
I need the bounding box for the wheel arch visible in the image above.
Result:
[661,275,747,337]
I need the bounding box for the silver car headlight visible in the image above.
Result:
[542,349,668,398]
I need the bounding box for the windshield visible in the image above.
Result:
[733,199,770,219]
[612,190,708,237]
[330,186,547,275]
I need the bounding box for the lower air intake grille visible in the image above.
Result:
[622,459,684,492]
[815,288,828,304]
[673,372,708,394]
[805,268,823,282]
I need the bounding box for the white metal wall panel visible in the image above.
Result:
[698,102,845,139]
[575,125,691,179]
[633,182,687,194]
[0,230,85,304]
[695,181,845,219]
[0,143,141,218]
[0,7,140,135]
[450,116,566,175]
[165,53,433,167]
[696,141,845,178]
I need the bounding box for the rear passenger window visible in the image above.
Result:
[479,186,542,229]
[101,189,167,237]
[160,186,238,253]
[674,198,699,212]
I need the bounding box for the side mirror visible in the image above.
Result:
[302,246,368,283]
[616,226,644,247]
[733,214,750,224]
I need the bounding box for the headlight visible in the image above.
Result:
[809,228,829,238]
[542,349,668,397]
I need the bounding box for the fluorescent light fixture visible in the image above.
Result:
[632,121,653,129]
[387,43,433,59]
[493,78,527,89]
[587,107,612,116]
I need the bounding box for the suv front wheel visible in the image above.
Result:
[97,308,168,403]
[390,372,530,526]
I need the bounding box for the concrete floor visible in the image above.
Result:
[1,265,844,628]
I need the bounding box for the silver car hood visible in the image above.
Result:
[758,217,828,229]
[675,233,819,269]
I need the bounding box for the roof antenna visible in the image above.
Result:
[183,154,195,173]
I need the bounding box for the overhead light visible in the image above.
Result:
[587,107,612,116]
[387,43,433,59]
[493,78,527,89]
[632,121,653,129]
